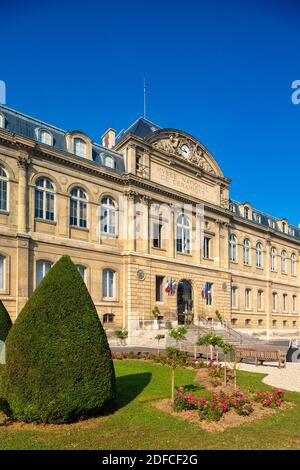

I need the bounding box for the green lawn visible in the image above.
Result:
[1,360,300,450]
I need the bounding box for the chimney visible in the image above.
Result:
[101,128,116,149]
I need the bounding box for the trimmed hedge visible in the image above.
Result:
[3,255,116,423]
[0,299,12,342]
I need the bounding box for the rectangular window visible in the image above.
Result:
[245,289,251,310]
[257,290,264,310]
[102,270,114,298]
[203,237,210,259]
[231,287,237,308]
[155,276,164,302]
[136,155,141,171]
[153,219,162,248]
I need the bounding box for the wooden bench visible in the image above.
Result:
[235,346,287,368]
[182,343,219,361]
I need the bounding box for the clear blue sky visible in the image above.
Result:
[1,0,300,224]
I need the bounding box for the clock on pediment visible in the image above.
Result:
[181,144,190,158]
[146,129,223,178]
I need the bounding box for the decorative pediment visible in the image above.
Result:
[146,129,223,177]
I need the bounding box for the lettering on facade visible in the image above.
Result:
[151,162,219,204]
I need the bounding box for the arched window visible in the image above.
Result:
[229,234,237,262]
[0,255,5,290]
[256,242,263,268]
[0,113,5,128]
[74,138,87,158]
[35,178,55,221]
[102,269,115,299]
[291,253,297,276]
[104,155,115,169]
[36,260,52,287]
[0,166,8,211]
[100,197,116,236]
[243,239,251,265]
[70,187,87,228]
[176,215,190,254]
[281,250,287,273]
[270,247,276,272]
[38,129,53,146]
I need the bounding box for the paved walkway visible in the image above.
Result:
[238,362,300,392]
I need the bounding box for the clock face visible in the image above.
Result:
[181,144,190,158]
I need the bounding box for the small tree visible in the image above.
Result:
[165,349,184,404]
[197,333,233,386]
[114,329,128,346]
[155,334,165,354]
[0,300,12,343]
[215,310,223,324]
[152,305,160,319]
[169,326,187,351]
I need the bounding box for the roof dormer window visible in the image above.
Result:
[74,138,87,158]
[0,113,5,129]
[244,206,249,219]
[38,128,53,146]
[104,154,115,169]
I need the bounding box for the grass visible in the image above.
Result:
[1,360,300,450]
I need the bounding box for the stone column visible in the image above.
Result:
[140,195,151,254]
[17,154,30,233]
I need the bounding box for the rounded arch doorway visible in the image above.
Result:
[177,279,193,325]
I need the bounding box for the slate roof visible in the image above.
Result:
[116,116,161,142]
[0,105,298,240]
[0,104,125,173]
[229,199,300,240]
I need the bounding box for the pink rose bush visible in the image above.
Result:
[174,386,287,422]
[254,388,285,408]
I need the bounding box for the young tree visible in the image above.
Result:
[169,326,187,351]
[3,256,116,423]
[155,334,165,354]
[197,333,233,386]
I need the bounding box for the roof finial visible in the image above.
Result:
[143,77,147,119]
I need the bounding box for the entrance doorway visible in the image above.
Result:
[177,279,193,325]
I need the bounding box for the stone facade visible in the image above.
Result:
[0,106,299,337]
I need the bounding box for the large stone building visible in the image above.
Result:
[0,104,299,338]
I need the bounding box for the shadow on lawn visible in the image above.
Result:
[116,373,152,409]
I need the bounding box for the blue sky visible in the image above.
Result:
[1,0,300,224]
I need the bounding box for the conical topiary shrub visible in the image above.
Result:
[0,299,12,343]
[3,255,116,423]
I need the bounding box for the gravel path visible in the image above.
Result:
[238,362,300,392]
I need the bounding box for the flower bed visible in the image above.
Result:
[173,386,286,422]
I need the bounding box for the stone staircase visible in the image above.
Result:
[107,322,267,350]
